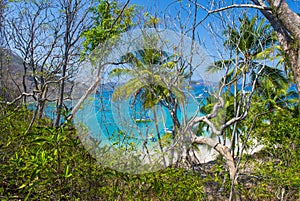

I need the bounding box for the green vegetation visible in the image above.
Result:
[81,0,135,56]
[241,109,300,200]
[0,106,205,200]
[196,15,300,199]
[1,0,299,200]
[110,41,185,130]
[0,104,299,200]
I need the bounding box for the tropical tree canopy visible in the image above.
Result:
[81,0,135,56]
[209,15,287,90]
[110,34,190,129]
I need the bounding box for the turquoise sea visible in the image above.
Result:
[28,84,211,147]
[73,84,209,146]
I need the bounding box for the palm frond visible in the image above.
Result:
[112,78,145,101]
[261,66,288,88]
[207,59,234,73]
[108,68,132,78]
[120,52,144,69]
[252,46,276,60]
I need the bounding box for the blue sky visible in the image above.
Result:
[126,0,299,56]
[124,0,299,83]
[129,0,299,12]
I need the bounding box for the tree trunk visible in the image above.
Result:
[55,67,66,126]
[269,0,300,102]
[170,104,181,131]
[38,85,48,119]
[252,0,300,101]
[192,135,237,183]
[22,62,28,104]
[289,49,300,102]
[55,1,71,126]
[0,0,4,29]
[67,76,100,122]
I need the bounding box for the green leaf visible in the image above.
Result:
[252,47,275,60]
[64,165,72,178]
[112,78,144,101]
[18,183,27,189]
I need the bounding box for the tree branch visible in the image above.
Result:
[191,135,236,182]
[0,92,34,105]
[207,4,270,14]
[187,1,271,31]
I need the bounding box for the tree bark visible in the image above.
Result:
[0,0,4,29]
[55,7,70,126]
[192,135,237,183]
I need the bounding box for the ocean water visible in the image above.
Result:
[29,84,211,146]
[72,84,210,146]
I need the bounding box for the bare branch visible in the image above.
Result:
[0,92,34,105]
[207,4,270,14]
[187,1,271,31]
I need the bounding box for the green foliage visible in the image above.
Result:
[209,15,282,89]
[241,109,300,200]
[97,168,204,200]
[224,14,276,56]
[81,0,135,56]
[0,106,205,200]
[253,107,300,146]
[110,37,185,106]
[204,15,289,156]
[203,15,299,200]
[0,85,298,201]
[110,38,186,130]
[143,12,160,28]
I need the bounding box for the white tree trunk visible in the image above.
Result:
[192,135,237,183]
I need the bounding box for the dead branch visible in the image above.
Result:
[0,92,34,105]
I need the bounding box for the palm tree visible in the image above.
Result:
[209,14,285,88]
[110,37,186,133]
[204,15,288,156]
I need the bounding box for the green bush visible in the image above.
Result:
[243,110,300,200]
[0,106,205,200]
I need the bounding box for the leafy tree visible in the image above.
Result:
[81,0,135,56]
[68,0,136,121]
[206,15,287,156]
[107,32,196,171]
[193,0,300,101]
[245,102,300,200]
[110,42,185,130]
[181,15,291,200]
